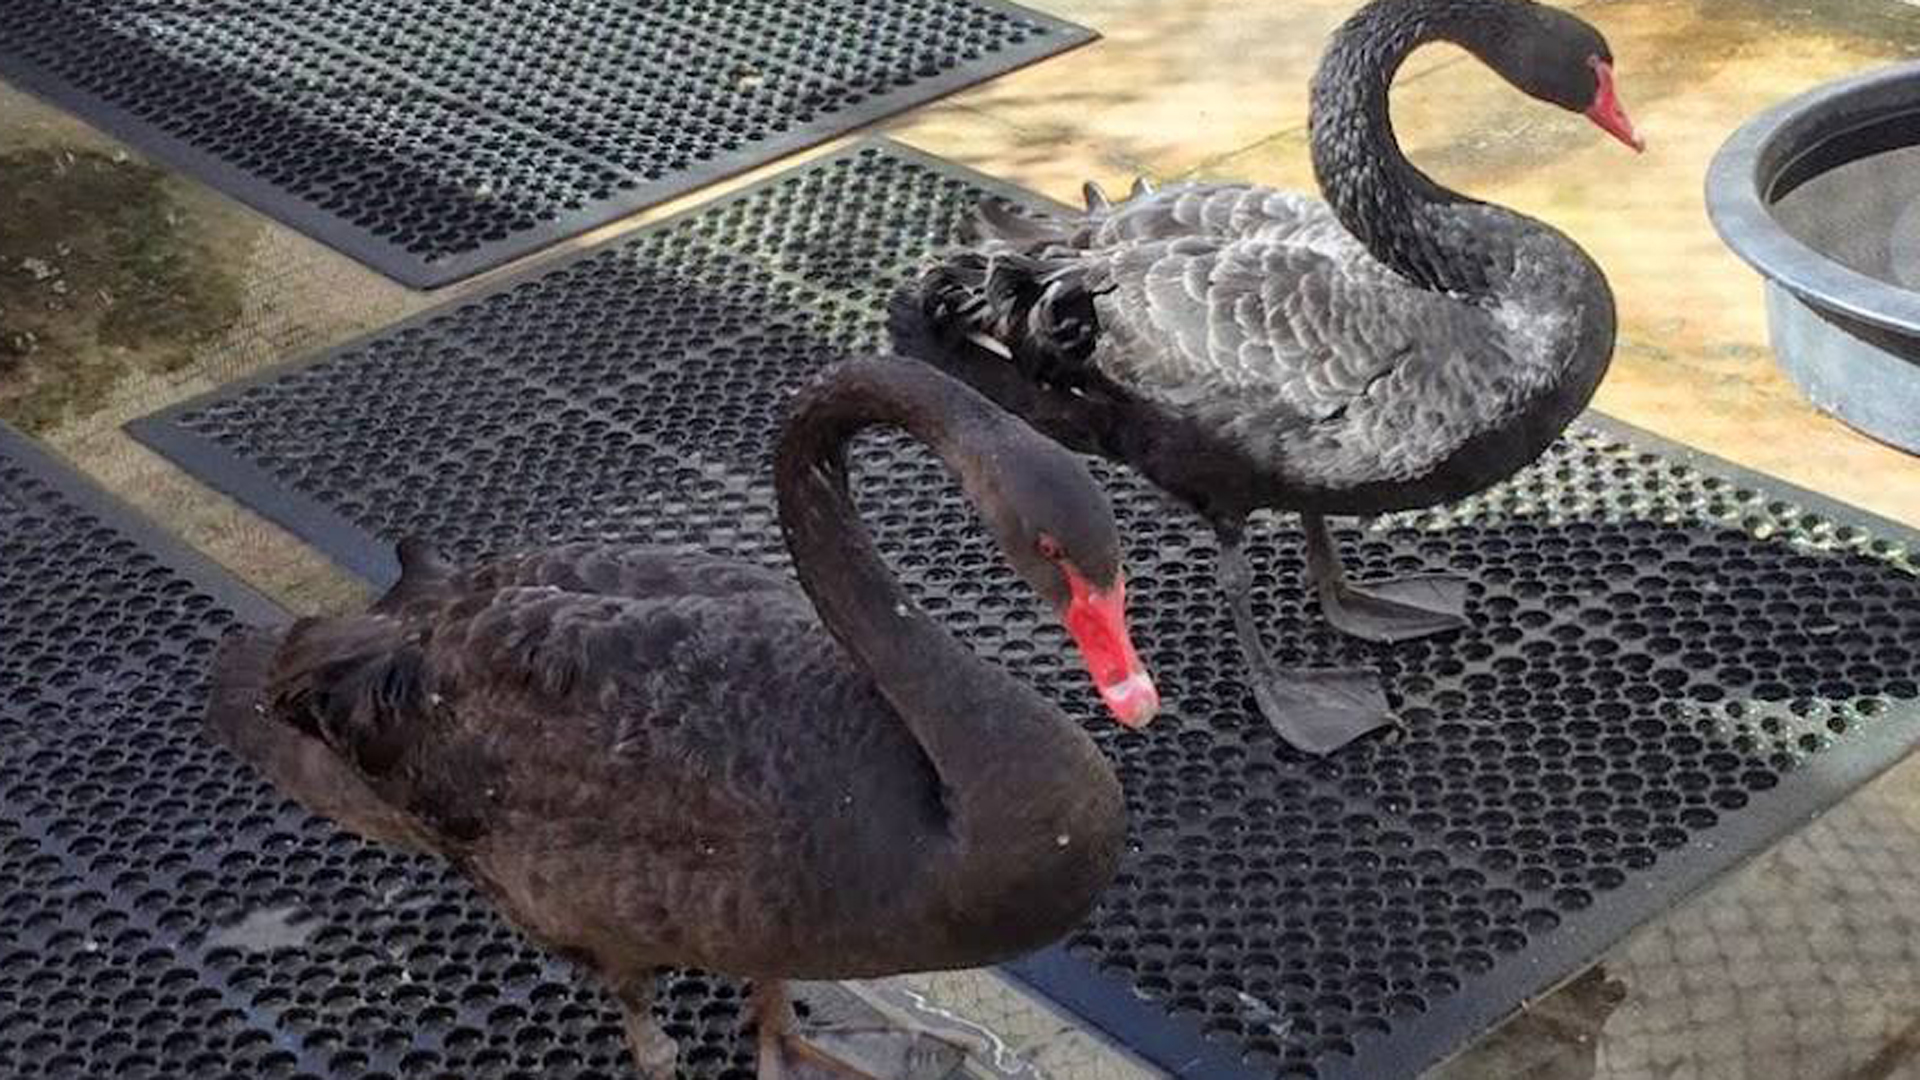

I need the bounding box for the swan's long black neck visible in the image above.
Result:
[1310,0,1515,296]
[774,362,1104,873]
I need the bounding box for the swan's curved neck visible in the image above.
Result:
[1310,0,1512,295]
[774,363,1108,868]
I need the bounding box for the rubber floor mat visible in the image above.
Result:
[0,0,1092,288]
[128,140,1920,1079]
[0,424,770,1077]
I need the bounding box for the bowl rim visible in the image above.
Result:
[1705,59,1920,335]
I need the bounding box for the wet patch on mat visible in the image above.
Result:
[0,147,243,433]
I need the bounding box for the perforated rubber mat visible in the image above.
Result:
[0,424,768,1077]
[0,0,1091,288]
[129,140,1920,1079]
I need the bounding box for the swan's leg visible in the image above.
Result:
[1215,524,1394,754]
[1302,513,1468,642]
[754,981,966,1080]
[614,974,679,1080]
[756,982,792,1080]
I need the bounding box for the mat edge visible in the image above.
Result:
[0,6,1096,288]
[1,421,287,626]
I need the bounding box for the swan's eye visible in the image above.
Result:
[1036,534,1064,560]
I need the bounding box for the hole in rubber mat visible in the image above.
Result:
[123,142,1920,1077]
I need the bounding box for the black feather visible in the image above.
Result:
[911,248,1106,390]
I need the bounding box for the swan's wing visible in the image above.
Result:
[921,191,1588,491]
[1090,233,1491,409]
[1088,233,1516,484]
[455,543,798,603]
[975,183,1350,250]
[1083,184,1347,247]
[259,582,858,862]
[372,539,801,617]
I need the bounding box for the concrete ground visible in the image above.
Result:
[4,0,1920,1076]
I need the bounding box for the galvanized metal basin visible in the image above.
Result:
[1707,60,1920,455]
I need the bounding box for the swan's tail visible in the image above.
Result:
[966,197,1076,246]
[885,283,1114,457]
[886,193,1128,453]
[891,196,1108,390]
[204,623,428,850]
[205,625,291,759]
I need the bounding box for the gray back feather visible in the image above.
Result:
[971,185,1596,490]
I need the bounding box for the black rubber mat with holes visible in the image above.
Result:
[0,424,770,1077]
[128,140,1920,1080]
[0,0,1092,289]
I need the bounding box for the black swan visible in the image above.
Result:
[890,0,1641,755]
[204,358,1158,1078]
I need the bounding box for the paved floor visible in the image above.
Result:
[4,0,1920,1076]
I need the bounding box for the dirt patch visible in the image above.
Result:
[0,146,243,432]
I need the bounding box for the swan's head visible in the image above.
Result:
[976,442,1160,729]
[1480,4,1643,153]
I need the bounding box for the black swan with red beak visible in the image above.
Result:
[205,359,1156,1079]
[892,0,1643,754]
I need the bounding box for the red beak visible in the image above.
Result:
[1585,58,1644,152]
[1061,570,1159,728]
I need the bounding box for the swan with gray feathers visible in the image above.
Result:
[203,359,1158,1079]
[891,0,1642,754]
